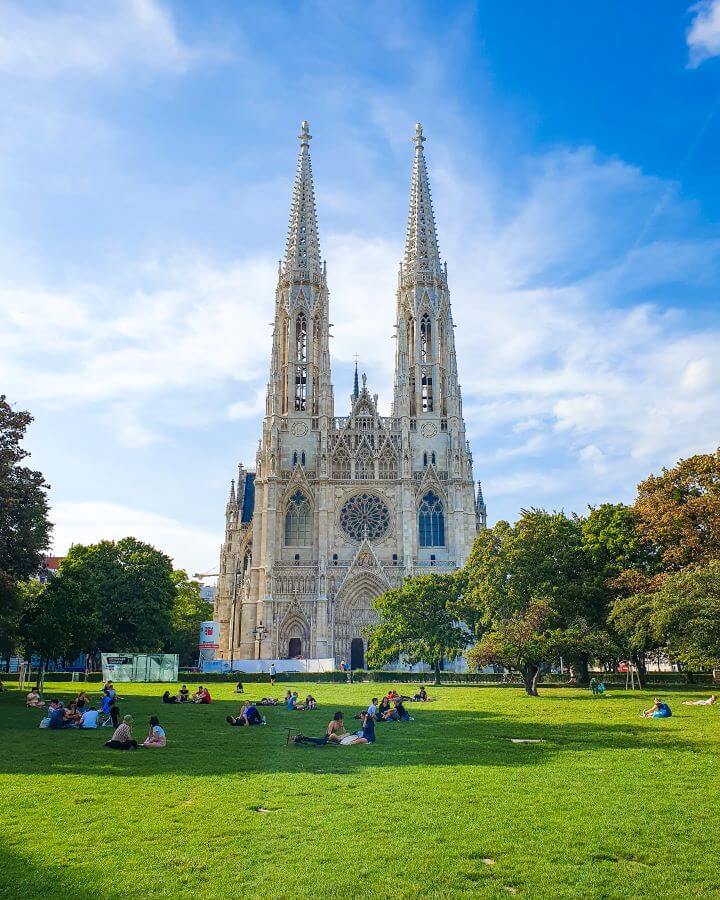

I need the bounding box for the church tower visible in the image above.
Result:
[214,122,484,667]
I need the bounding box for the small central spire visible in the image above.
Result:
[299,120,312,150]
[413,122,426,152]
[353,358,359,399]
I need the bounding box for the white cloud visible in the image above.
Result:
[687,0,720,68]
[51,501,220,573]
[0,0,196,78]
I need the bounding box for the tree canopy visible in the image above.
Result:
[166,570,213,666]
[0,396,51,655]
[366,573,471,683]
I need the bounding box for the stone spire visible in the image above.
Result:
[475,481,487,530]
[353,359,360,400]
[284,120,321,275]
[403,123,441,275]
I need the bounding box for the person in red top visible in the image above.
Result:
[192,686,211,704]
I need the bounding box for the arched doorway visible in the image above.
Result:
[350,637,364,670]
[288,637,302,658]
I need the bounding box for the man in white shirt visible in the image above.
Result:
[80,707,100,728]
[367,698,378,720]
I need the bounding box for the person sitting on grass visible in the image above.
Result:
[192,686,211,704]
[367,697,378,719]
[75,690,90,710]
[227,702,263,727]
[292,710,346,745]
[104,715,138,750]
[63,702,83,727]
[285,691,305,711]
[26,688,45,708]
[641,697,672,718]
[355,710,375,744]
[141,716,167,748]
[394,699,414,722]
[80,705,100,729]
[377,697,399,721]
[162,690,178,704]
[47,699,72,729]
[178,684,190,703]
[411,687,428,702]
[235,681,244,694]
[682,695,717,706]
[305,694,317,710]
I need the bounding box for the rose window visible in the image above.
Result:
[339,493,390,542]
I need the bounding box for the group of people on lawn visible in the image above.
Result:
[162,685,211,704]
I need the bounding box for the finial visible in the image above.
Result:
[299,120,312,149]
[413,122,426,152]
[362,372,367,389]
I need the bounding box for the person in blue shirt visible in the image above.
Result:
[642,697,672,718]
[80,706,100,728]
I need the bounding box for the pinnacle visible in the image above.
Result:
[285,120,321,274]
[404,123,441,274]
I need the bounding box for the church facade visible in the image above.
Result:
[214,121,486,667]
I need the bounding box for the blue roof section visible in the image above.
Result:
[241,472,255,523]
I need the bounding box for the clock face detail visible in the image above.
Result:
[421,422,438,437]
[291,421,309,437]
[339,493,390,542]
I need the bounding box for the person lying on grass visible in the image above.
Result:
[26,688,45,708]
[682,695,717,706]
[253,697,279,706]
[226,702,263,727]
[104,715,138,750]
[641,698,672,718]
[192,686,212,704]
[292,710,372,746]
[141,716,167,748]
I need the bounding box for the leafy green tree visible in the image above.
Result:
[367,574,471,684]
[464,510,609,684]
[608,592,659,673]
[648,561,720,671]
[53,538,175,652]
[634,449,720,572]
[166,570,213,666]
[19,577,97,680]
[0,396,51,655]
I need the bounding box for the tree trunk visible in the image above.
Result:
[522,663,539,696]
[433,659,441,686]
[578,654,590,686]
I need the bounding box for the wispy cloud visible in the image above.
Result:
[0,0,197,78]
[687,0,720,67]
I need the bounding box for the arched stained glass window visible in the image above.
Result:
[285,491,311,546]
[418,492,445,547]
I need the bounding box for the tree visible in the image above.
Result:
[366,574,471,684]
[464,510,609,685]
[0,396,51,655]
[166,570,213,666]
[467,598,558,695]
[634,449,720,572]
[51,538,176,653]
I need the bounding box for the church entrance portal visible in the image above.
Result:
[350,637,364,670]
[288,637,302,658]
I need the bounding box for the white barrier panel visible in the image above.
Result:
[101,653,179,683]
[202,658,335,674]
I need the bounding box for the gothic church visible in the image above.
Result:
[214,122,486,667]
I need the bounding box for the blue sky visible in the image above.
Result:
[2,0,720,574]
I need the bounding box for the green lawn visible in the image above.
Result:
[1,681,719,899]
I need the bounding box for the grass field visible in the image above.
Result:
[1,681,719,899]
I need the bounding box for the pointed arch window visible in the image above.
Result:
[332,450,351,480]
[355,450,374,480]
[420,314,431,362]
[419,492,445,547]
[285,491,311,546]
[379,451,397,480]
[295,313,307,411]
[421,367,433,412]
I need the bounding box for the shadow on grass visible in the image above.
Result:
[0,689,687,779]
[0,845,114,900]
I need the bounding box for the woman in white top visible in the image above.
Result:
[682,695,717,706]
[142,716,167,748]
